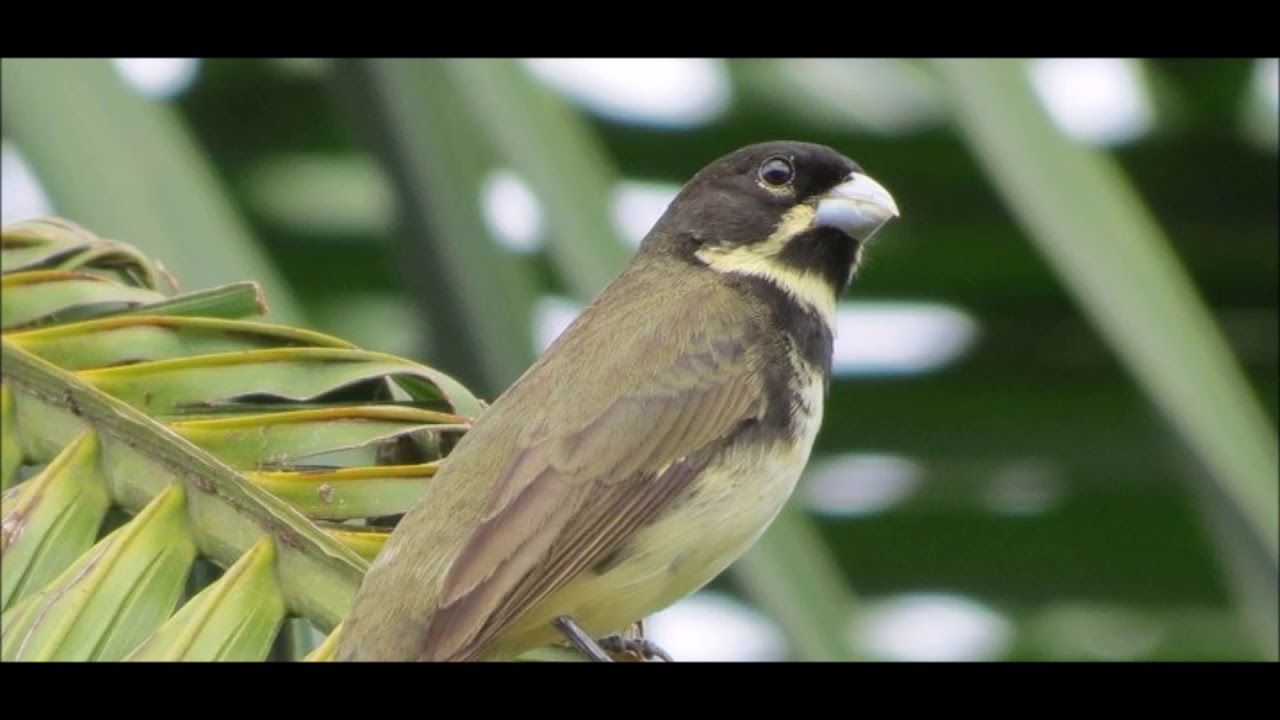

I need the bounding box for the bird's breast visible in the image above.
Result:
[501,365,827,649]
[652,362,826,577]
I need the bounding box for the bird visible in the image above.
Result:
[336,140,899,661]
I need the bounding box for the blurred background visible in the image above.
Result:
[2,58,1275,661]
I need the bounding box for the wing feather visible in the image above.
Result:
[420,326,763,660]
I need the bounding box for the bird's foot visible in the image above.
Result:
[598,634,674,662]
[553,616,674,662]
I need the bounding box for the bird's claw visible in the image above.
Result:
[598,635,675,662]
[553,616,675,662]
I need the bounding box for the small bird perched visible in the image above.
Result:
[337,140,899,661]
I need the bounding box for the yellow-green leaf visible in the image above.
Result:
[1,483,196,661]
[246,463,437,520]
[129,536,286,661]
[1,433,110,610]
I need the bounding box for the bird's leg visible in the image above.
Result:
[553,616,613,662]
[555,617,675,662]
[597,621,674,662]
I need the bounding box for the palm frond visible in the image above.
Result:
[1,218,481,661]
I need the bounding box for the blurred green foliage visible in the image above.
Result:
[2,58,1275,660]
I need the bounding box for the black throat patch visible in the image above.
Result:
[773,226,860,295]
[731,271,833,447]
[734,273,834,378]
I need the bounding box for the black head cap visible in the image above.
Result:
[642,141,865,256]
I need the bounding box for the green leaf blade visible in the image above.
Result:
[1,483,196,661]
[129,536,286,661]
[1,433,111,611]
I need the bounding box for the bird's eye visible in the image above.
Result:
[759,157,794,187]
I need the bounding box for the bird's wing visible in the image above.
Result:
[421,311,765,660]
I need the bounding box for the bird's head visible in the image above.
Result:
[643,141,899,319]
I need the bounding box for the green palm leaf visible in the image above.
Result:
[1,218,482,660]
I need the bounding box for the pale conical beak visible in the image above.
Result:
[814,172,900,241]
